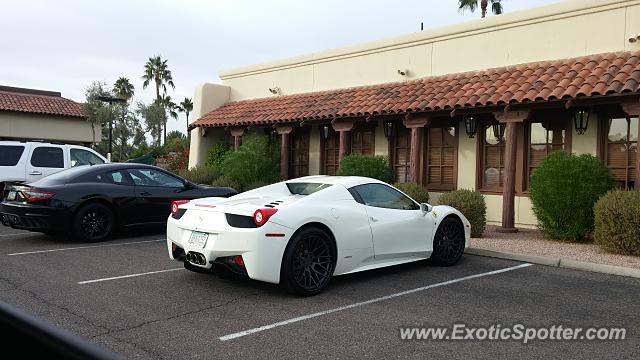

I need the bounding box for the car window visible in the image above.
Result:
[70,149,105,167]
[351,183,419,210]
[0,145,25,166]
[95,170,132,185]
[30,147,64,168]
[128,168,184,188]
[286,182,332,195]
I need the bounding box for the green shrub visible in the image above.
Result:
[394,183,429,204]
[438,189,486,238]
[244,181,273,191]
[220,134,280,189]
[179,165,220,186]
[212,176,241,191]
[336,155,393,183]
[529,152,614,242]
[207,143,231,169]
[594,190,640,255]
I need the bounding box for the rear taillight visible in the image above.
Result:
[253,208,278,226]
[171,200,190,217]
[20,189,55,203]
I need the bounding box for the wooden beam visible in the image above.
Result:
[229,127,245,150]
[497,122,519,233]
[403,115,429,184]
[493,110,530,123]
[280,132,290,180]
[621,102,640,190]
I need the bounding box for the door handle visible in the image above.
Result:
[29,171,42,176]
[139,191,152,196]
[370,216,379,222]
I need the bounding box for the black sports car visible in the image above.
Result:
[0,163,237,242]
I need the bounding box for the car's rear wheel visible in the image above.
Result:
[281,227,335,296]
[429,217,465,266]
[72,203,114,242]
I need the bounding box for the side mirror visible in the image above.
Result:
[420,203,433,214]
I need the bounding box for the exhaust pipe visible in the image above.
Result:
[197,254,206,265]
[187,252,206,265]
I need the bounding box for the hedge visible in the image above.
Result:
[529,152,614,242]
[336,155,394,183]
[394,183,429,204]
[594,190,640,256]
[438,189,486,238]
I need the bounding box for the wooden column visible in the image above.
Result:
[403,115,429,184]
[275,125,294,180]
[331,119,355,167]
[229,127,245,151]
[621,102,640,190]
[494,110,529,233]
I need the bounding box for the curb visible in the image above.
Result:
[466,248,640,279]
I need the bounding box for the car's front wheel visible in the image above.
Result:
[280,227,336,296]
[429,217,465,266]
[72,203,114,242]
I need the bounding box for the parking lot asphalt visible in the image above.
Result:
[0,225,638,359]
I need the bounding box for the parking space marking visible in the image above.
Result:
[218,263,533,341]
[7,239,165,256]
[78,268,184,284]
[0,233,27,237]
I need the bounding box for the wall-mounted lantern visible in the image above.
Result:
[492,123,506,142]
[573,108,590,135]
[383,120,396,139]
[319,124,331,140]
[464,115,477,138]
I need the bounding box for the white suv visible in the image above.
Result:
[0,141,107,186]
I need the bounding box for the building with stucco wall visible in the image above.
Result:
[188,0,640,230]
[0,85,95,146]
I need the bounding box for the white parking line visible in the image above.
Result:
[0,232,27,237]
[78,268,184,284]
[7,239,165,256]
[218,263,534,341]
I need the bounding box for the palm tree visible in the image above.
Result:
[161,94,179,124]
[113,77,135,102]
[142,55,175,143]
[458,0,503,18]
[179,97,193,135]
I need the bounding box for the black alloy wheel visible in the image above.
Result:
[430,217,465,266]
[281,227,335,296]
[73,203,114,242]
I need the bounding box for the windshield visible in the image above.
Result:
[286,182,332,195]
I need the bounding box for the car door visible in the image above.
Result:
[25,145,66,182]
[127,168,189,223]
[97,169,138,225]
[350,183,434,260]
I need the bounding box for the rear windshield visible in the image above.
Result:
[286,182,332,195]
[0,145,25,166]
[31,165,93,186]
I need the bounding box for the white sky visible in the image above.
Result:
[0,0,562,135]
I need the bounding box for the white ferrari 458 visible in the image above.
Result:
[167,176,470,296]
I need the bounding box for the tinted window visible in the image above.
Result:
[128,168,183,188]
[102,170,131,185]
[286,183,332,195]
[70,149,105,167]
[0,145,25,166]
[351,183,419,210]
[30,147,64,168]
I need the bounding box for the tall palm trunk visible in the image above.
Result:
[481,0,488,18]
[155,81,162,146]
[185,113,189,136]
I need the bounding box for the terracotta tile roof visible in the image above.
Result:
[0,87,85,118]
[193,51,640,128]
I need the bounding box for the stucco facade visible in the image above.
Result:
[0,112,98,145]
[189,0,640,229]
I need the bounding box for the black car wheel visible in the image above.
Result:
[429,217,465,266]
[73,203,114,242]
[281,227,335,296]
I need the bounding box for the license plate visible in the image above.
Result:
[7,191,16,201]
[188,231,208,248]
